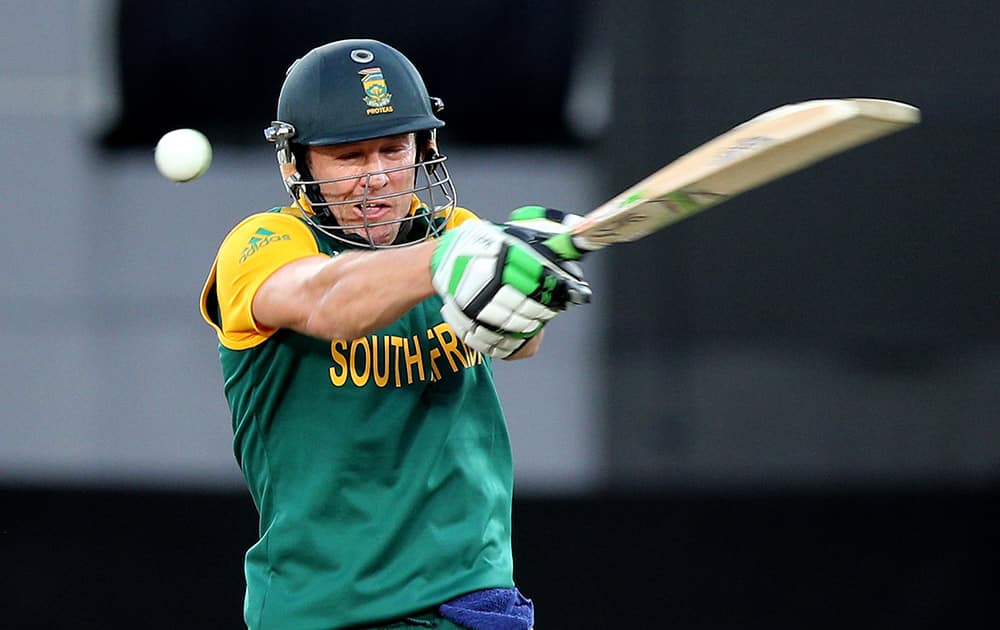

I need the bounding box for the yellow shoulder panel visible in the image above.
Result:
[200,211,323,350]
[444,206,479,229]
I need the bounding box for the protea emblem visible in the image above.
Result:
[359,67,393,108]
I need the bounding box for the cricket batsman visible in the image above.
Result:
[200,38,589,629]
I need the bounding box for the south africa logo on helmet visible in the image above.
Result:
[359,68,394,115]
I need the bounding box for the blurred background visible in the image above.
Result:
[1,0,996,628]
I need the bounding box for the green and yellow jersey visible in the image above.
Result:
[200,201,515,629]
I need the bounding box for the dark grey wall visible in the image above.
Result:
[599,1,999,485]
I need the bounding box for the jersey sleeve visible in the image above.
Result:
[200,212,323,350]
[445,206,479,229]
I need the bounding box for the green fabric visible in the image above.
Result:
[541,231,583,261]
[367,611,467,629]
[429,226,455,275]
[502,246,544,297]
[449,254,471,295]
[507,205,547,221]
[216,210,514,629]
[506,205,584,262]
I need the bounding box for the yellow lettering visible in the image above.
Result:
[464,341,482,367]
[349,338,371,387]
[390,336,406,387]
[433,323,468,372]
[329,340,348,386]
[372,335,390,387]
[403,334,425,384]
[428,347,442,382]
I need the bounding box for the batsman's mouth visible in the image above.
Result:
[351,202,393,222]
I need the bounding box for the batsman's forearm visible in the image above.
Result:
[504,330,544,360]
[305,240,437,340]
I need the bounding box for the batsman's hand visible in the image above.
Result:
[503,205,604,266]
[431,219,589,358]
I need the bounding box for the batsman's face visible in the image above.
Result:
[307,134,418,245]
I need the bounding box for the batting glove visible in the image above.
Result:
[503,205,605,265]
[431,219,589,358]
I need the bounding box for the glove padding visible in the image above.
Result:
[503,205,604,268]
[439,298,539,359]
[431,219,584,358]
[502,206,594,308]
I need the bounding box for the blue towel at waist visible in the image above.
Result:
[438,588,534,630]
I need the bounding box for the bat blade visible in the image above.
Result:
[572,98,920,247]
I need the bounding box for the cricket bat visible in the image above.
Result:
[568,98,920,249]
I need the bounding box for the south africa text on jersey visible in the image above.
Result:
[330,322,484,388]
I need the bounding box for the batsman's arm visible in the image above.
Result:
[505,331,544,360]
[252,241,438,341]
[252,219,582,357]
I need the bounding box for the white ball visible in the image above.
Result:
[154,128,213,182]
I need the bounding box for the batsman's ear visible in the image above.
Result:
[417,129,441,173]
[418,97,444,164]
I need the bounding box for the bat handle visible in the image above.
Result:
[563,277,592,305]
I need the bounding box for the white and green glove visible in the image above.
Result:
[501,205,603,264]
[431,219,590,358]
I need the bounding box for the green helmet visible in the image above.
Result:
[277,39,444,145]
[264,39,455,248]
